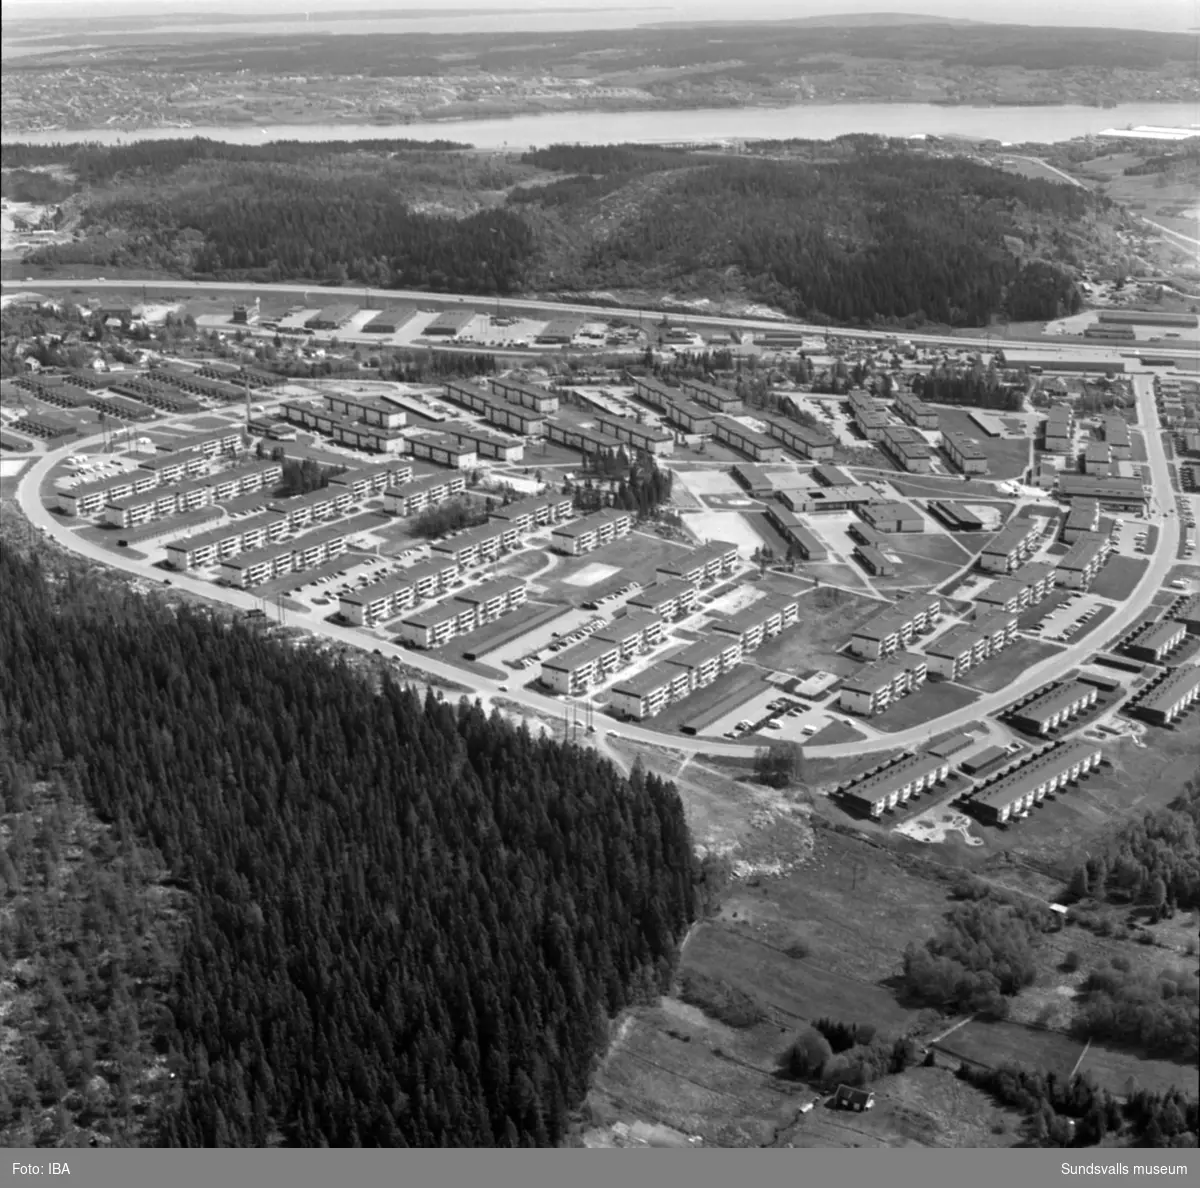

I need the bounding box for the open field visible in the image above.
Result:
[749,588,886,678]
[544,532,692,602]
[1088,555,1149,601]
[961,638,1067,694]
[932,407,1032,480]
[872,553,963,593]
[886,474,1006,502]
[868,682,981,734]
[883,533,971,565]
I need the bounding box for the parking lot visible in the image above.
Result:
[1027,591,1109,643]
[705,687,841,742]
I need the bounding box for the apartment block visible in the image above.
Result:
[329,461,414,502]
[323,391,407,429]
[453,577,527,624]
[269,488,350,529]
[626,578,699,621]
[441,421,525,463]
[550,509,634,556]
[591,411,675,456]
[923,611,1017,680]
[337,558,460,626]
[543,417,623,458]
[710,415,788,463]
[838,653,928,716]
[383,472,467,516]
[709,593,802,654]
[655,540,739,586]
[629,375,678,411]
[1102,415,1132,459]
[1082,441,1112,476]
[894,390,940,430]
[488,494,574,533]
[973,562,1057,615]
[166,511,288,570]
[539,637,624,695]
[978,521,1041,574]
[664,636,743,689]
[407,433,478,470]
[942,430,989,474]
[590,611,666,660]
[1061,499,1101,544]
[677,377,742,413]
[1055,531,1112,591]
[1129,665,1200,725]
[848,592,943,659]
[1123,619,1187,664]
[759,413,836,460]
[431,522,520,568]
[879,423,933,473]
[138,448,210,485]
[396,599,478,649]
[609,663,695,721]
[488,376,560,414]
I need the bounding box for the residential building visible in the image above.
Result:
[323,391,408,429]
[711,414,788,462]
[488,494,573,532]
[590,611,665,659]
[1041,404,1075,453]
[1055,531,1112,590]
[329,461,413,502]
[759,414,837,460]
[629,375,678,411]
[550,508,634,556]
[978,521,1041,574]
[452,577,527,625]
[894,390,940,430]
[764,505,828,560]
[489,376,560,414]
[848,593,942,659]
[709,593,801,654]
[942,430,989,474]
[1123,619,1186,663]
[592,411,675,456]
[678,378,742,413]
[627,578,698,620]
[1128,665,1200,725]
[838,653,928,716]
[539,637,623,695]
[57,470,155,517]
[609,663,694,721]
[664,636,743,688]
[1061,500,1101,543]
[383,471,467,516]
[848,391,888,440]
[837,751,950,818]
[879,423,933,473]
[968,740,1104,825]
[859,501,924,534]
[1172,595,1200,635]
[407,433,478,470]
[543,417,624,457]
[655,540,739,586]
[138,448,209,485]
[153,428,245,457]
[441,421,525,463]
[1082,441,1112,476]
[924,611,1017,680]
[431,522,519,568]
[1056,474,1147,509]
[396,599,478,649]
[1008,681,1098,735]
[269,488,349,529]
[974,562,1057,615]
[661,397,716,435]
[338,559,460,626]
[166,511,287,570]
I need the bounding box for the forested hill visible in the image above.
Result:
[23,136,1106,327]
[0,547,697,1146]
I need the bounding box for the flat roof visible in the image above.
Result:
[981,521,1038,556]
[611,662,686,698]
[864,500,920,522]
[387,471,465,498]
[710,593,800,635]
[664,636,738,670]
[551,507,632,536]
[489,493,573,520]
[1058,532,1109,571]
[541,636,620,672]
[628,577,697,606]
[591,610,663,643]
[401,599,474,628]
[453,576,526,604]
[840,653,925,695]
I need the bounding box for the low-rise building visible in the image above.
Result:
[629,374,678,411]
[879,423,933,473]
[711,415,788,463]
[859,501,924,534]
[269,487,350,529]
[323,391,408,429]
[488,494,573,532]
[760,414,837,460]
[678,377,742,413]
[1056,474,1147,509]
[854,545,896,576]
[489,376,560,414]
[1128,665,1200,725]
[1061,499,1101,543]
[383,471,467,516]
[942,430,989,474]
[166,511,288,570]
[550,508,634,556]
[655,540,739,586]
[973,562,1057,615]
[590,611,665,659]
[978,521,1041,574]
[1055,531,1112,591]
[927,500,985,531]
[543,417,623,458]
[430,521,520,568]
[894,390,940,430]
[838,653,928,716]
[812,464,854,487]
[338,558,460,626]
[1123,619,1186,664]
[441,421,525,463]
[848,391,888,441]
[924,611,1017,680]
[329,461,413,502]
[452,576,527,625]
[781,485,876,515]
[837,751,950,818]
[592,411,675,456]
[539,637,623,695]
[1008,681,1098,736]
[968,740,1104,825]
[661,397,716,435]
[396,599,478,649]
[765,505,828,560]
[1102,415,1131,459]
[709,593,801,654]
[407,433,478,470]
[1082,441,1112,476]
[626,578,698,620]
[848,592,943,659]
[1041,404,1075,453]
[664,636,743,688]
[609,663,694,721]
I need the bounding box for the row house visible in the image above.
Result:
[489,376,560,414]
[942,430,989,475]
[1123,619,1187,664]
[968,740,1103,826]
[848,592,943,660]
[1008,681,1098,736]
[155,428,245,457]
[1129,665,1200,726]
[655,540,739,587]
[710,414,788,462]
[837,751,950,819]
[591,411,675,456]
[550,508,634,556]
[838,653,928,717]
[166,511,288,570]
[590,611,665,659]
[383,472,467,516]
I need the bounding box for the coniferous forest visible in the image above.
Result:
[0,546,697,1146]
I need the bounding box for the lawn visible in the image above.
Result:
[872,554,964,592]
[751,588,888,677]
[803,719,867,746]
[868,682,981,734]
[883,533,971,565]
[962,638,1067,694]
[888,474,1004,501]
[543,531,693,603]
[799,559,872,590]
[453,599,566,659]
[1088,556,1148,602]
[933,407,1032,480]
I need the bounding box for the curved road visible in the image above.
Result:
[14,372,1176,762]
[5,277,1198,363]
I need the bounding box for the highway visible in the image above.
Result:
[5,276,1199,363]
[13,371,1178,763]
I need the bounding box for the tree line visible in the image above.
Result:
[0,545,698,1146]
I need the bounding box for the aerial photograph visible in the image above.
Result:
[0,0,1197,1174]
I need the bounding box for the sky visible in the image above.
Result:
[0,0,1194,30]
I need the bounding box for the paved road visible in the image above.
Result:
[14,372,1176,763]
[6,276,1197,362]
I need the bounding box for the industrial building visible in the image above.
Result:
[1008,681,1098,736]
[859,501,924,534]
[305,304,358,331]
[1097,309,1198,328]
[422,309,479,338]
[942,430,989,474]
[848,592,943,660]
[967,740,1104,826]
[879,423,933,473]
[550,508,634,556]
[678,378,742,413]
[536,317,586,344]
[1128,665,1200,726]
[711,415,788,463]
[978,521,1041,574]
[894,390,940,430]
[627,578,698,620]
[1000,349,1125,375]
[337,558,460,626]
[489,376,560,414]
[591,411,675,456]
[836,751,951,819]
[655,540,739,586]
[1123,619,1187,664]
[1055,531,1113,590]
[362,306,418,334]
[383,471,467,516]
[927,500,985,532]
[923,611,1017,680]
[764,506,828,560]
[838,653,928,717]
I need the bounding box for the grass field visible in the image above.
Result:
[545,532,692,602]
[883,533,971,565]
[1088,555,1149,601]
[803,719,867,746]
[887,474,1005,501]
[932,407,1032,481]
[961,638,1066,694]
[868,682,980,734]
[750,588,886,677]
[872,554,963,592]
